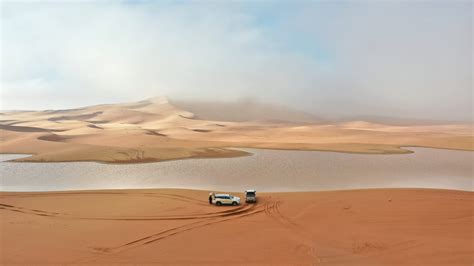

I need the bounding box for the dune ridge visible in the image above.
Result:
[1,97,472,163]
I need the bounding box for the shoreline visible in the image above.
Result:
[2,187,473,194]
[2,144,473,165]
[2,147,472,193]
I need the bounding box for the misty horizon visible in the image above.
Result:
[1,95,471,124]
[1,1,472,122]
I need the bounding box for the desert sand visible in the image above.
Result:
[0,188,472,265]
[0,97,472,163]
[1,97,472,265]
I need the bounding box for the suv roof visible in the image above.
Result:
[215,194,231,197]
[245,190,256,193]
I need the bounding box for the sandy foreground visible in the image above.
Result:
[1,97,472,163]
[1,188,472,265]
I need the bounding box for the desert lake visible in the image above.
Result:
[0,147,472,192]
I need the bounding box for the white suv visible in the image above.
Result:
[212,194,241,206]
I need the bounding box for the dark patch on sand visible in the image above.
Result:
[0,124,63,133]
[86,120,110,124]
[146,130,167,136]
[48,112,103,122]
[88,124,103,129]
[38,134,71,142]
[192,129,212,133]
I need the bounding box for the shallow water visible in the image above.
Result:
[0,148,472,192]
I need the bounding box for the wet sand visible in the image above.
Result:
[1,188,472,265]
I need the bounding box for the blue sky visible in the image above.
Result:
[1,1,472,121]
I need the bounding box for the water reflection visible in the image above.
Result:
[0,148,472,192]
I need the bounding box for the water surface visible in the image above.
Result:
[0,148,472,192]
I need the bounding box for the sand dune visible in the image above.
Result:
[1,98,472,265]
[172,98,322,123]
[0,188,472,265]
[0,97,472,163]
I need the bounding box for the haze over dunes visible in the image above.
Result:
[1,2,472,266]
[172,99,322,123]
[0,97,472,164]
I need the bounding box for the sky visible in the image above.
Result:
[1,0,472,121]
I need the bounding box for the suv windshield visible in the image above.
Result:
[246,192,255,197]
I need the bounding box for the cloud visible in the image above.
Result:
[1,1,471,121]
[1,2,314,107]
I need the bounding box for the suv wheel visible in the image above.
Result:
[232,202,238,206]
[216,201,222,206]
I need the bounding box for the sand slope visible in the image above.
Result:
[0,188,472,265]
[171,99,322,123]
[1,97,472,163]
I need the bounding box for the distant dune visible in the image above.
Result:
[0,97,472,163]
[335,115,472,126]
[172,99,322,123]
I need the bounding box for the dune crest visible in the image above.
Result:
[0,97,472,163]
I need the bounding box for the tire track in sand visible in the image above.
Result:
[0,192,251,220]
[264,199,321,264]
[76,202,266,263]
[0,201,256,221]
[0,203,64,217]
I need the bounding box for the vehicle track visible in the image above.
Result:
[75,202,266,263]
[2,194,284,263]
[264,199,321,263]
[1,191,220,208]
[0,203,65,217]
[102,203,262,252]
[0,195,255,221]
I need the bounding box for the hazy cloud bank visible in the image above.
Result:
[1,1,472,121]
